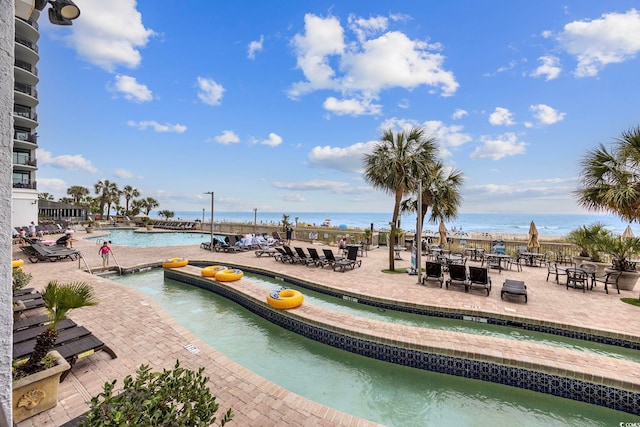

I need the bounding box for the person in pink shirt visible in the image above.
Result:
[98,242,112,267]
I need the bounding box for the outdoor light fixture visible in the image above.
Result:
[35,0,80,25]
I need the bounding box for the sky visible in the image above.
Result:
[32,0,640,216]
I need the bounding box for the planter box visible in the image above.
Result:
[13,351,70,423]
[85,226,94,234]
[605,268,640,291]
[146,224,154,230]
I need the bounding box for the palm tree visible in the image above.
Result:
[67,185,89,204]
[281,214,291,231]
[158,210,175,220]
[141,197,159,215]
[575,126,640,222]
[58,197,75,204]
[363,126,438,270]
[105,188,122,219]
[38,192,54,200]
[17,281,97,376]
[122,185,140,215]
[94,180,119,220]
[400,162,464,231]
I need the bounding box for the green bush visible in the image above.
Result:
[81,361,233,427]
[12,268,32,292]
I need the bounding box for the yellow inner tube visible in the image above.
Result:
[266,289,304,309]
[12,259,24,268]
[201,265,228,277]
[162,257,188,268]
[215,268,244,282]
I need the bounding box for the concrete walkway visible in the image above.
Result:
[13,231,640,426]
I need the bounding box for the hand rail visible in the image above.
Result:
[109,250,123,275]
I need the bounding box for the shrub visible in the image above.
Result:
[80,361,233,426]
[12,268,32,292]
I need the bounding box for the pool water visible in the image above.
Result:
[112,269,639,426]
[87,229,212,246]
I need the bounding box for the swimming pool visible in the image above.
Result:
[87,229,213,246]
[112,269,638,426]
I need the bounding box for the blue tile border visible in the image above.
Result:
[166,268,640,416]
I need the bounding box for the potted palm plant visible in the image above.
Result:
[566,223,608,264]
[13,281,97,422]
[85,219,95,233]
[593,234,640,291]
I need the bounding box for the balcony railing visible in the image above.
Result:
[13,181,37,190]
[14,131,38,144]
[13,157,37,167]
[15,59,37,76]
[14,82,36,97]
[15,37,38,52]
[13,106,37,122]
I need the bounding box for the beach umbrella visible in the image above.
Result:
[133,213,148,218]
[622,225,635,239]
[528,221,540,249]
[438,220,447,245]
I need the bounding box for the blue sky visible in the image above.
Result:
[33,1,640,215]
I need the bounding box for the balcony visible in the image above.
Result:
[15,37,38,53]
[13,181,37,190]
[14,130,38,145]
[14,82,38,107]
[13,156,37,168]
[13,105,37,127]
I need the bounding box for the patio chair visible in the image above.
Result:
[500,279,527,302]
[422,261,444,287]
[294,247,316,266]
[322,249,345,268]
[566,268,589,292]
[593,271,621,294]
[273,247,290,263]
[546,262,568,284]
[20,243,80,263]
[282,245,302,264]
[307,247,328,268]
[333,245,362,272]
[445,263,469,292]
[468,266,491,296]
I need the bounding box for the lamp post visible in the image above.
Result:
[416,180,422,284]
[253,208,257,235]
[205,191,214,251]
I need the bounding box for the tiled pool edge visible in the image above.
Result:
[166,268,640,416]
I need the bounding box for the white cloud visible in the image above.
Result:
[530,56,562,80]
[308,141,377,173]
[260,133,283,147]
[37,149,98,173]
[112,75,153,102]
[273,180,351,193]
[422,120,473,149]
[63,0,156,72]
[470,133,527,160]
[248,35,264,59]
[288,13,458,112]
[212,130,240,145]
[323,97,382,116]
[452,109,468,120]
[113,168,142,179]
[197,77,225,106]
[127,120,186,133]
[37,178,68,194]
[557,9,640,77]
[488,107,515,126]
[529,104,566,125]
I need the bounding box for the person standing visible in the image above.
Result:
[28,222,36,238]
[98,242,112,268]
[285,225,293,245]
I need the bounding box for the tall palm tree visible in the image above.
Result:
[94,180,119,219]
[67,185,89,204]
[575,126,640,222]
[141,197,159,215]
[105,188,122,219]
[38,192,54,200]
[18,281,97,376]
[400,162,464,230]
[363,126,438,270]
[122,185,140,215]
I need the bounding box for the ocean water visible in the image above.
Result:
[169,211,636,237]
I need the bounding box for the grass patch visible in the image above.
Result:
[382,268,425,274]
[621,298,640,307]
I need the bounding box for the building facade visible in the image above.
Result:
[12,5,40,228]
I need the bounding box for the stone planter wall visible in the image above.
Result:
[12,351,70,423]
[605,268,640,291]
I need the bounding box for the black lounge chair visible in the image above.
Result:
[20,243,80,263]
[468,266,491,296]
[294,247,315,266]
[422,261,444,287]
[445,264,469,292]
[501,279,527,302]
[255,244,278,257]
[13,319,117,381]
[322,249,344,268]
[282,245,302,263]
[273,247,290,263]
[333,245,362,272]
[307,247,328,268]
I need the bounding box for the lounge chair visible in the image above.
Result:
[333,245,362,272]
[501,279,527,302]
[445,264,469,292]
[273,247,290,263]
[468,266,491,296]
[294,247,315,266]
[282,245,302,264]
[322,249,344,268]
[13,318,117,381]
[422,261,444,287]
[20,243,80,263]
[255,244,278,257]
[307,247,328,268]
